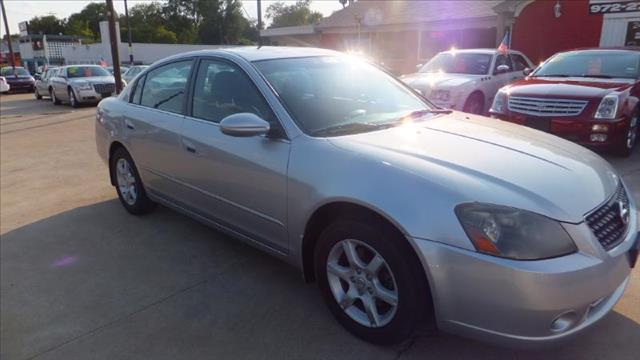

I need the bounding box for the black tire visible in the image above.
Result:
[615,110,638,157]
[50,88,61,105]
[34,88,42,100]
[110,147,156,215]
[463,92,484,115]
[68,88,79,108]
[315,219,431,345]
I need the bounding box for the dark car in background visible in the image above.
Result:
[0,66,35,92]
[490,48,639,156]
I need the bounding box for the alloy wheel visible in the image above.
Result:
[326,238,398,328]
[116,158,137,205]
[69,89,76,107]
[627,114,638,150]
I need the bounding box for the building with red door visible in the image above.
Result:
[261,0,640,74]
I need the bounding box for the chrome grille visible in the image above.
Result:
[93,83,115,94]
[508,96,588,117]
[586,183,630,250]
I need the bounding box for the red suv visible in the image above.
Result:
[489,48,639,156]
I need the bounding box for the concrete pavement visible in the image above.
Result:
[1,93,639,360]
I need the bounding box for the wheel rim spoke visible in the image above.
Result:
[327,261,351,281]
[366,254,384,274]
[342,240,365,268]
[373,280,398,306]
[362,294,381,327]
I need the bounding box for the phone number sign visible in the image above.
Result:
[589,1,640,14]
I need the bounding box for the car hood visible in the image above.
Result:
[505,77,635,98]
[328,113,619,223]
[400,72,476,90]
[69,76,115,84]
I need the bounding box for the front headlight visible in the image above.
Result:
[455,203,577,260]
[431,89,450,102]
[490,89,507,114]
[74,82,93,91]
[594,95,619,119]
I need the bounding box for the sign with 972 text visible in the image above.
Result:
[589,1,640,14]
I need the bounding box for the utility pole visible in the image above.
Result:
[105,0,122,93]
[0,0,16,72]
[124,0,133,64]
[257,0,262,47]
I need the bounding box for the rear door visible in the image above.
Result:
[176,57,291,251]
[123,59,194,198]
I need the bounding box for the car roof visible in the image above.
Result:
[160,46,341,63]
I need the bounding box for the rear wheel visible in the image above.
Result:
[50,88,60,105]
[615,110,638,157]
[463,92,484,115]
[110,147,156,215]
[315,220,430,345]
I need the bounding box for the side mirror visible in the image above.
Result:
[415,63,423,70]
[523,67,533,76]
[496,64,510,74]
[220,113,270,137]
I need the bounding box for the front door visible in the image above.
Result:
[178,58,290,251]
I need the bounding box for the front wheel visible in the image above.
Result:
[615,111,638,157]
[68,88,79,108]
[50,88,61,105]
[110,147,156,215]
[315,220,430,345]
[463,92,484,115]
[34,88,42,100]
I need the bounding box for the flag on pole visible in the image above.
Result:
[497,31,509,53]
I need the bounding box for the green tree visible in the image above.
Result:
[125,2,178,44]
[266,0,322,28]
[66,3,110,41]
[197,0,255,45]
[27,15,66,35]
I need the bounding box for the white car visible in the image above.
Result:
[0,76,9,93]
[400,49,534,114]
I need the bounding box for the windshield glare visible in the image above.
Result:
[420,53,492,75]
[67,66,111,78]
[533,51,640,79]
[1,67,30,76]
[254,56,430,136]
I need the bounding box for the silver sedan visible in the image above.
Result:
[50,65,116,107]
[95,47,638,347]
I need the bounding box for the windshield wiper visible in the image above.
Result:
[576,74,614,79]
[406,109,452,117]
[533,74,569,78]
[312,122,392,136]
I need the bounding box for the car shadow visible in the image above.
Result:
[1,200,639,359]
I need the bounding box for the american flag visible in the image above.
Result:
[497,31,509,53]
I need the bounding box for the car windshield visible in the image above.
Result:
[533,51,640,79]
[1,67,30,76]
[254,56,433,136]
[419,53,492,75]
[67,66,111,78]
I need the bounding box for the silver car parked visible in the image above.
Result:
[34,67,58,100]
[50,65,116,107]
[95,47,639,347]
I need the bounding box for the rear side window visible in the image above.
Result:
[493,55,514,74]
[140,60,193,114]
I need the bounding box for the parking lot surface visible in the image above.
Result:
[1,93,639,360]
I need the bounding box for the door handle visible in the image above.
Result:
[182,139,196,153]
[124,119,135,130]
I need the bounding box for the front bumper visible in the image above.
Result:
[74,88,114,103]
[411,204,637,347]
[7,81,34,91]
[491,113,631,149]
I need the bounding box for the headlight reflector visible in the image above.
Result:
[455,203,577,260]
[490,89,507,114]
[594,95,618,119]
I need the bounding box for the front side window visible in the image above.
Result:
[191,59,275,124]
[131,75,145,104]
[140,60,192,114]
[420,53,492,75]
[66,66,110,78]
[493,55,513,74]
[511,54,529,71]
[255,56,432,136]
[533,50,640,79]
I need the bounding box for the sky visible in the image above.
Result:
[0,0,345,37]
